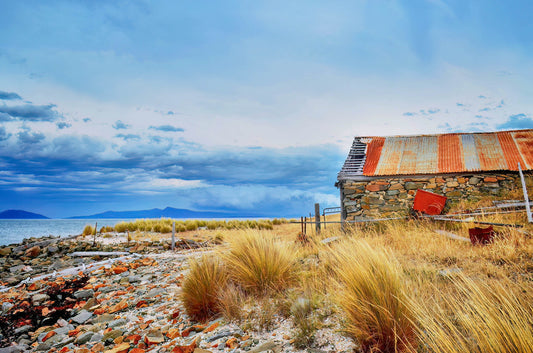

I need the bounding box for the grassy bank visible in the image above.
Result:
[173,212,533,352]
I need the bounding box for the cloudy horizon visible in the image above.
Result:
[1,1,533,217]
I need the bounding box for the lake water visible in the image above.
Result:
[0,219,125,246]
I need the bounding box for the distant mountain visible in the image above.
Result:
[0,209,49,219]
[67,207,261,219]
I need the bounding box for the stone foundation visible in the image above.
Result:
[341,173,521,219]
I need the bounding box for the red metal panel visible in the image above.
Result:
[474,133,507,171]
[413,189,447,215]
[438,134,464,173]
[497,131,524,171]
[512,130,533,169]
[362,137,385,176]
[375,137,404,175]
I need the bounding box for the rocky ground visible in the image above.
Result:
[0,234,354,353]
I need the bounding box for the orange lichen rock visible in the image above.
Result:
[109,299,128,314]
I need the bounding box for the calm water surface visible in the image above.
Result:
[0,219,125,246]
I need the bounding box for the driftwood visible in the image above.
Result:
[434,230,470,242]
[68,251,130,257]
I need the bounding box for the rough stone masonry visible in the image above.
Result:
[341,173,520,219]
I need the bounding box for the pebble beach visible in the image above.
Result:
[0,233,354,353]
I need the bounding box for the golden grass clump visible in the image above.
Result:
[181,255,229,322]
[414,274,533,353]
[82,224,95,236]
[223,231,299,295]
[329,239,416,353]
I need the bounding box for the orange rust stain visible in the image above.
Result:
[474,134,507,171]
[512,130,533,169]
[362,137,385,176]
[374,137,404,175]
[438,134,464,173]
[497,131,524,170]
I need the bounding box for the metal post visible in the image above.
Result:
[171,221,176,250]
[315,203,321,234]
[300,216,304,234]
[518,163,532,223]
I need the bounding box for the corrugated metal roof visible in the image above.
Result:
[338,129,533,179]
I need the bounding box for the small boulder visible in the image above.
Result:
[25,246,40,258]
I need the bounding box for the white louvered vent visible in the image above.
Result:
[338,137,367,179]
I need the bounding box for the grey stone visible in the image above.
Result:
[75,331,94,345]
[53,326,70,336]
[35,342,51,351]
[5,277,20,285]
[56,318,69,327]
[249,341,281,353]
[0,345,26,353]
[146,288,165,298]
[2,302,13,312]
[99,285,117,293]
[71,309,92,324]
[90,333,103,342]
[92,313,114,323]
[386,190,400,196]
[52,336,74,348]
[102,329,123,341]
[13,325,31,335]
[468,177,480,185]
[128,275,141,283]
[73,289,94,299]
[9,265,24,273]
[207,329,235,342]
[108,318,127,328]
[404,182,423,190]
[47,245,59,253]
[32,293,50,305]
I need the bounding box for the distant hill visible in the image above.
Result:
[0,209,49,219]
[68,207,261,219]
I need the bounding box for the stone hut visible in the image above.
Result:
[336,129,533,220]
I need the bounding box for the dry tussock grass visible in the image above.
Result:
[178,209,533,352]
[222,230,299,295]
[181,255,228,322]
[327,239,417,353]
[413,274,533,353]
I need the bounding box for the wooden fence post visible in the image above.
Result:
[315,203,321,234]
[171,221,176,250]
[93,222,98,246]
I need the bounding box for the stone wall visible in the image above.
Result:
[341,172,521,219]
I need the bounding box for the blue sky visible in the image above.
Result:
[1,0,533,217]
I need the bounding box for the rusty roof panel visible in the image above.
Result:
[375,137,404,175]
[512,130,533,169]
[338,129,533,179]
[438,134,464,173]
[474,134,507,171]
[362,137,385,176]
[398,137,417,174]
[497,131,525,170]
[415,135,438,174]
